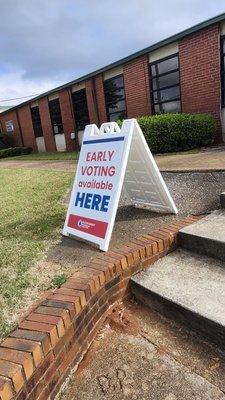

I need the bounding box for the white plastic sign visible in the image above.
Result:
[63,119,177,251]
[5,120,14,133]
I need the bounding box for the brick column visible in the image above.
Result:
[38,97,56,152]
[179,24,222,141]
[86,79,99,124]
[94,75,107,124]
[123,54,152,117]
[59,89,77,152]
[0,110,23,146]
[18,105,37,151]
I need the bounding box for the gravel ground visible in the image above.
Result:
[163,172,225,214]
[42,171,225,275]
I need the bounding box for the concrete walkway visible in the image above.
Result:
[60,301,225,400]
[155,149,225,171]
[1,148,225,171]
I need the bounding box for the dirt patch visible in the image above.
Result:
[106,302,140,336]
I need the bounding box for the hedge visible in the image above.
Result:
[0,133,14,150]
[0,147,32,159]
[118,113,216,153]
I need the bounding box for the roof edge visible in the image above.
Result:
[2,11,225,116]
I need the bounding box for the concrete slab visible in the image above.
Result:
[60,327,225,400]
[179,210,225,260]
[131,249,225,346]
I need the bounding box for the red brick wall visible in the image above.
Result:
[123,54,152,117]
[38,97,56,152]
[0,110,23,146]
[94,75,107,124]
[0,24,223,151]
[179,24,222,140]
[18,105,37,151]
[86,79,99,124]
[59,89,77,152]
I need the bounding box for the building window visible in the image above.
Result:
[30,106,43,138]
[150,54,181,113]
[221,36,225,106]
[72,89,90,131]
[104,75,127,121]
[48,98,63,135]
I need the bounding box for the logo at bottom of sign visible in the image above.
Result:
[67,214,108,239]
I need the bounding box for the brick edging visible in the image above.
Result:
[0,215,202,400]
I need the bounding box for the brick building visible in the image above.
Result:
[1,13,225,152]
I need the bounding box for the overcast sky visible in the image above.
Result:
[0,0,225,106]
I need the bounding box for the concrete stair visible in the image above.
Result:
[221,192,225,208]
[131,211,225,347]
[179,211,225,261]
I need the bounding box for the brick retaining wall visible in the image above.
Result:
[0,215,202,400]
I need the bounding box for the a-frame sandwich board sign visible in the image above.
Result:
[63,119,177,252]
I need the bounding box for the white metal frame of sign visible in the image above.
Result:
[63,119,177,252]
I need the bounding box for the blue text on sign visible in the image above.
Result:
[75,192,110,212]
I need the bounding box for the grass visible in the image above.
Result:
[51,273,68,289]
[0,167,73,338]
[0,151,79,161]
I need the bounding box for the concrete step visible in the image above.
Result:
[178,211,225,261]
[131,249,225,348]
[220,192,225,208]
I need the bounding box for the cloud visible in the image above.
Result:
[0,70,61,105]
[0,0,225,105]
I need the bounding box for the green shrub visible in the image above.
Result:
[0,147,32,159]
[118,113,216,153]
[0,133,14,150]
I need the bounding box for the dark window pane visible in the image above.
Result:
[109,111,126,122]
[72,89,90,131]
[152,71,179,90]
[77,119,89,131]
[72,90,86,102]
[157,56,178,75]
[104,75,124,91]
[150,54,181,114]
[154,86,180,103]
[75,108,89,120]
[49,99,63,135]
[30,106,43,138]
[104,75,127,121]
[108,100,126,113]
[161,101,181,113]
[105,88,125,105]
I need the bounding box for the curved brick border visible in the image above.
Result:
[0,215,202,400]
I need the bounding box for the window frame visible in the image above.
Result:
[103,74,127,121]
[48,98,64,135]
[221,35,225,107]
[30,106,43,138]
[149,53,181,114]
[71,89,90,131]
